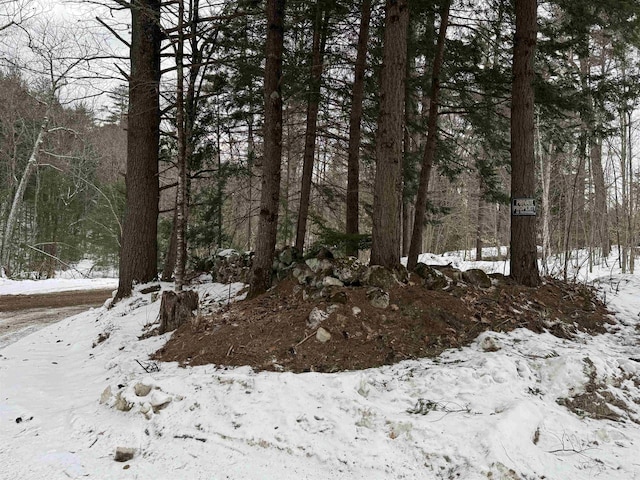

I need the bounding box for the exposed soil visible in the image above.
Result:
[154,274,613,373]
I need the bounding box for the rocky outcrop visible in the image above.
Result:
[212,249,253,284]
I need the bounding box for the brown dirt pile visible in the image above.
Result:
[153,275,612,373]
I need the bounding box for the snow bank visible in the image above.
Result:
[1,258,639,479]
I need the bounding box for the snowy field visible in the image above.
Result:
[0,260,118,295]
[1,252,640,479]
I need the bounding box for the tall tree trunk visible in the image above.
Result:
[345,0,371,258]
[510,0,540,286]
[160,0,201,284]
[248,0,285,298]
[295,3,330,253]
[1,114,49,271]
[161,198,178,282]
[476,175,484,261]
[590,135,609,257]
[246,116,255,251]
[174,0,187,291]
[116,0,161,299]
[627,109,634,273]
[370,0,409,269]
[538,133,552,274]
[406,0,450,271]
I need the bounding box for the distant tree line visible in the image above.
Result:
[2,0,640,291]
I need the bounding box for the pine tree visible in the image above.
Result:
[248,0,286,297]
[510,0,540,286]
[370,0,409,270]
[116,0,162,299]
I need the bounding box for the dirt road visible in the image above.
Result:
[0,289,113,349]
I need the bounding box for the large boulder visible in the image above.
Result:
[413,263,449,290]
[431,265,462,283]
[363,265,399,290]
[462,268,492,288]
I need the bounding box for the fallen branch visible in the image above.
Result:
[174,434,207,443]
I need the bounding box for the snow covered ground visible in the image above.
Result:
[1,253,639,480]
[0,260,118,295]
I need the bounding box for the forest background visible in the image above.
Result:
[1,0,639,293]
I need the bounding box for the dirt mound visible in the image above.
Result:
[153,275,612,373]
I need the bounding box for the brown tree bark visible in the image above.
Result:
[370,0,409,269]
[590,137,609,256]
[161,201,178,282]
[476,175,484,261]
[248,0,285,298]
[295,2,330,253]
[406,0,450,271]
[509,0,540,287]
[345,0,371,258]
[116,0,162,299]
[174,0,188,292]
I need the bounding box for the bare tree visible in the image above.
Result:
[0,20,104,275]
[0,0,37,34]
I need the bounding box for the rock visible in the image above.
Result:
[363,266,398,290]
[134,383,152,397]
[329,291,349,304]
[462,269,492,288]
[316,247,334,260]
[390,304,399,311]
[352,306,362,316]
[114,447,135,463]
[149,391,172,412]
[394,265,409,284]
[414,263,449,290]
[213,249,252,284]
[366,288,390,309]
[100,386,112,404]
[479,334,501,352]
[115,392,133,412]
[336,314,347,325]
[326,304,340,314]
[332,257,368,285]
[278,246,300,266]
[322,276,344,287]
[316,327,331,343]
[307,307,329,329]
[488,272,514,285]
[292,264,314,285]
[432,265,462,283]
[305,258,333,275]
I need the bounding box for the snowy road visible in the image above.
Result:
[0,289,113,349]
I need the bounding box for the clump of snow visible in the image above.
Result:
[1,252,639,479]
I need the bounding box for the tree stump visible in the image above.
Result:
[158,290,199,334]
